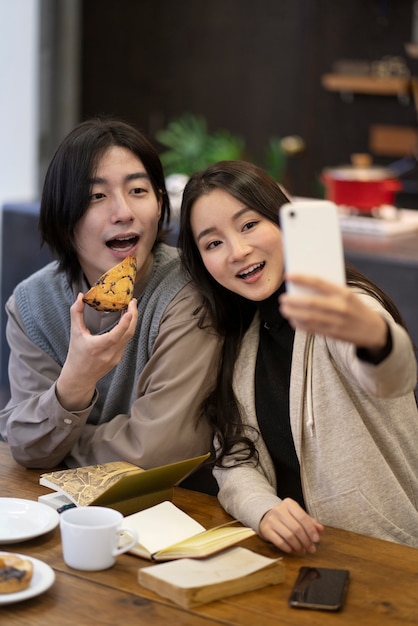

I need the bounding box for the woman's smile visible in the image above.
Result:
[236,261,266,282]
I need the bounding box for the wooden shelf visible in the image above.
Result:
[321,73,410,96]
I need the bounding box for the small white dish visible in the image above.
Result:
[0,498,59,544]
[0,553,55,604]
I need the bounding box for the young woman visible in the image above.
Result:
[179,159,418,554]
[0,119,220,477]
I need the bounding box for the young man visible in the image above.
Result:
[0,119,220,478]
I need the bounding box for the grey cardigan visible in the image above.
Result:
[214,291,418,547]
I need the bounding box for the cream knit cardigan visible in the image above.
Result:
[214,291,418,547]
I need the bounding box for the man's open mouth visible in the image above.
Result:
[106,235,139,251]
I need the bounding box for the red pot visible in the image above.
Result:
[321,165,402,211]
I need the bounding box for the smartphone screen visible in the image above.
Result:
[288,566,349,611]
[279,200,346,295]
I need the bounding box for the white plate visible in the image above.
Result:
[0,498,59,544]
[0,553,55,604]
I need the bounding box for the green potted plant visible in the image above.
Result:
[156,113,304,184]
[155,113,245,176]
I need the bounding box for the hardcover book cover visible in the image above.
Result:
[38,453,210,515]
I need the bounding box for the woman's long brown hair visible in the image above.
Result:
[179,160,411,465]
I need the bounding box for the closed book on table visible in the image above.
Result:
[138,547,285,608]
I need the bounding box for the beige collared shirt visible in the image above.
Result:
[1,277,221,470]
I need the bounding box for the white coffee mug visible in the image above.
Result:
[60,506,138,571]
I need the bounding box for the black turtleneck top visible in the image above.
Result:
[255,285,305,507]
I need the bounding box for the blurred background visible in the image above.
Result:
[1,0,418,401]
[2,0,418,206]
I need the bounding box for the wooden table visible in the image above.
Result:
[0,443,417,625]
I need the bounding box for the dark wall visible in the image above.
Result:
[81,0,417,198]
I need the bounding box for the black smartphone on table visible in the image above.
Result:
[288,566,349,611]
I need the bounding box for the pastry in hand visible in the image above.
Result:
[0,553,33,594]
[83,255,137,312]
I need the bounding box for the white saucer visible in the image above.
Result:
[0,498,59,544]
[0,553,55,604]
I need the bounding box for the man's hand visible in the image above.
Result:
[56,294,138,411]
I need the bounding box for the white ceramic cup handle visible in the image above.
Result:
[114,528,138,557]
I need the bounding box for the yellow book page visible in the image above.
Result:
[156,525,256,559]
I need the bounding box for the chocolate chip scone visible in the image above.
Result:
[83,255,137,312]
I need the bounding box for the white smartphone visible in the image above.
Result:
[279,200,346,295]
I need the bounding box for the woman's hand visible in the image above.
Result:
[56,293,138,411]
[279,274,388,351]
[259,498,324,555]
